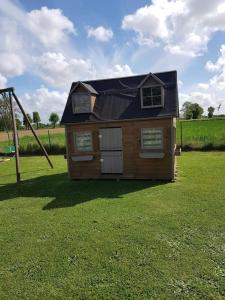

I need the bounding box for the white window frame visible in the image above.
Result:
[74,131,93,152]
[140,85,164,108]
[141,128,163,150]
[72,93,92,114]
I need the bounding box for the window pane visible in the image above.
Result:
[142,87,152,97]
[72,94,91,113]
[152,86,161,96]
[143,96,152,107]
[152,96,162,106]
[75,132,93,151]
[142,86,162,107]
[142,128,163,149]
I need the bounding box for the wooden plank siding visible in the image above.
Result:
[65,117,176,180]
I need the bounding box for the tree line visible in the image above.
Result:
[181,102,221,120]
[0,91,61,131]
[22,112,59,130]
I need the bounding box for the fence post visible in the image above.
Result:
[180,120,183,150]
[48,130,51,153]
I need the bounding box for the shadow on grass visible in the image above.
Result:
[0,172,167,210]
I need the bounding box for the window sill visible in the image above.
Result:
[139,152,164,159]
[141,105,163,109]
[71,155,94,162]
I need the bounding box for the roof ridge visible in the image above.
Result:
[72,70,177,85]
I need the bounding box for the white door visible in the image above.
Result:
[99,128,123,174]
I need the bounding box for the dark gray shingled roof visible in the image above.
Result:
[61,70,179,124]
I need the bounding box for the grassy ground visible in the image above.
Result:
[176,118,225,149]
[0,132,65,154]
[0,131,65,147]
[0,153,225,299]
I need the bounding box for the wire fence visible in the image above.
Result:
[0,128,66,154]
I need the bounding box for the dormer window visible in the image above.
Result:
[141,86,163,108]
[72,93,92,114]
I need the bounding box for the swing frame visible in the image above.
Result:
[0,87,53,182]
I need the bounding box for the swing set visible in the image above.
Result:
[0,87,53,182]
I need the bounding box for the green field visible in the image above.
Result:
[0,118,225,152]
[176,118,225,149]
[0,132,66,154]
[1,153,225,299]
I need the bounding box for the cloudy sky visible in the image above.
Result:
[1,0,225,121]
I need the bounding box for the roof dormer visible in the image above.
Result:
[139,73,164,109]
[71,82,98,114]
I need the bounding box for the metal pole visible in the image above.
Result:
[9,92,21,183]
[180,120,183,150]
[12,91,53,169]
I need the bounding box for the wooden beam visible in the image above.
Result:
[9,92,20,183]
[0,87,14,94]
[12,91,53,169]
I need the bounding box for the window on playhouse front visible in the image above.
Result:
[74,131,93,151]
[141,128,163,150]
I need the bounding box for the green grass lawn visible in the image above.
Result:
[0,153,225,299]
[176,118,225,148]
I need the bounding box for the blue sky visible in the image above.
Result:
[1,0,225,121]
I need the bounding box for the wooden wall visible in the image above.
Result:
[65,117,176,180]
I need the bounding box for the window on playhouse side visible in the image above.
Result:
[74,131,93,151]
[141,85,163,108]
[141,128,163,150]
[72,93,92,113]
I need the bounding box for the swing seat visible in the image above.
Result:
[0,146,15,155]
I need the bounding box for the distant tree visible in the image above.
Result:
[181,101,192,119]
[0,93,12,131]
[208,106,215,118]
[49,112,59,128]
[23,113,32,129]
[189,103,204,119]
[33,112,41,129]
[16,118,22,129]
[181,102,203,119]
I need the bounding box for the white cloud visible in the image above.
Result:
[87,26,113,42]
[104,64,133,78]
[0,53,26,77]
[205,45,225,72]
[22,86,67,122]
[0,17,26,78]
[27,6,76,47]
[33,52,134,90]
[178,80,183,88]
[122,0,225,57]
[34,52,96,87]
[0,3,76,81]
[197,83,209,90]
[181,44,225,114]
[0,74,7,88]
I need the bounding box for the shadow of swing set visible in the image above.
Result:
[0,87,53,182]
[0,171,166,210]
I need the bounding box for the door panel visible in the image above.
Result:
[101,151,123,174]
[99,128,123,174]
[99,128,122,150]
